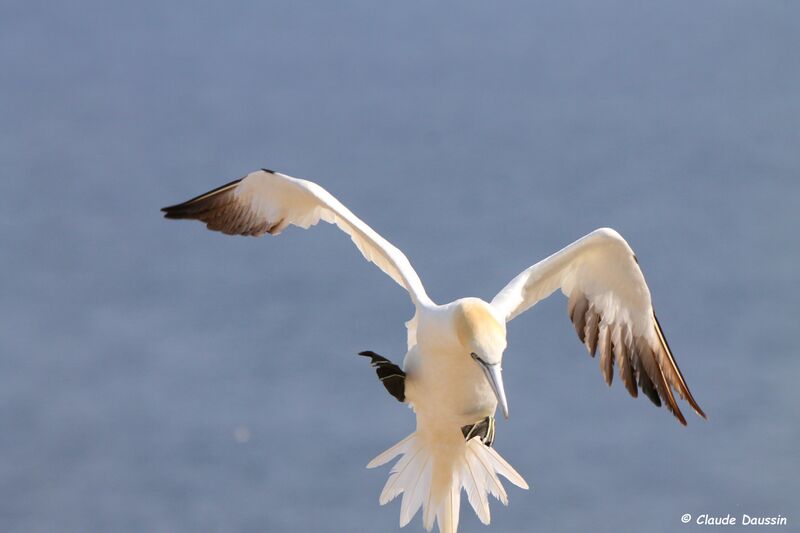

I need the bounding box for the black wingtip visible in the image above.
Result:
[261,168,276,174]
[160,178,244,220]
[161,204,183,218]
[161,202,196,219]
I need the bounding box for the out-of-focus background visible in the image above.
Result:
[1,1,798,532]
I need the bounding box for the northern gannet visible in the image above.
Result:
[162,169,705,533]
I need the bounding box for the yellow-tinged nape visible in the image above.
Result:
[454,298,507,362]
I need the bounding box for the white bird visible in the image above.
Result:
[162,169,705,533]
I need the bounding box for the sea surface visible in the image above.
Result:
[1,1,798,532]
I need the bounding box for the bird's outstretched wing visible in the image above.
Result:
[491,228,705,425]
[162,169,433,308]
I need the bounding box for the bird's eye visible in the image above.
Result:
[471,352,488,364]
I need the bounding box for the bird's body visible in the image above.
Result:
[377,298,522,532]
[407,299,503,427]
[163,169,705,533]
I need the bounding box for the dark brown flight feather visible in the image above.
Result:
[614,325,638,398]
[567,290,704,425]
[653,313,707,419]
[584,306,600,357]
[599,325,614,386]
[161,177,281,237]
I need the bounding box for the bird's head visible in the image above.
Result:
[454,298,510,419]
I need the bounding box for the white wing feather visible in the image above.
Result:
[491,228,705,424]
[162,169,433,308]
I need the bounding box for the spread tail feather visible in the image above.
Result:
[368,430,528,532]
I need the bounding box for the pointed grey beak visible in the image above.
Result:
[471,353,509,419]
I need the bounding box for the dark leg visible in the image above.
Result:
[358,351,406,403]
[461,416,495,447]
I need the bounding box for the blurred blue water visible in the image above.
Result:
[1,1,798,532]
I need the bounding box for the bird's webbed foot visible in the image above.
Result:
[461,416,495,447]
[358,350,406,403]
